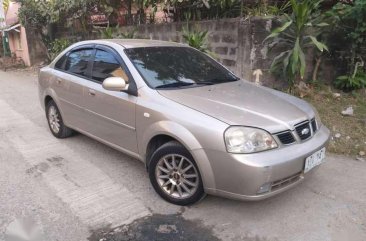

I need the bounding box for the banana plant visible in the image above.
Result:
[182,27,209,53]
[265,0,329,87]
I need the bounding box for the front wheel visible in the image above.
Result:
[149,141,205,206]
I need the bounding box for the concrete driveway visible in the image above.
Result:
[0,70,365,241]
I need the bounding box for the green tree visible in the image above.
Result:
[3,0,10,13]
[325,0,366,90]
[17,0,101,37]
[265,0,329,88]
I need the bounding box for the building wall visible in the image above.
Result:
[25,27,48,65]
[5,2,32,66]
[7,27,31,66]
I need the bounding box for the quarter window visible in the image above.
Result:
[64,49,93,77]
[55,54,67,70]
[91,50,129,83]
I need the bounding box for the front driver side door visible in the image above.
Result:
[82,45,139,155]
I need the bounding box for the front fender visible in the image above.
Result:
[139,120,216,189]
[140,120,202,159]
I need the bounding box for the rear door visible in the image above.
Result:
[52,46,94,129]
[82,45,138,154]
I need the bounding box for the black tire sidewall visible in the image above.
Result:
[148,141,205,206]
[46,100,67,138]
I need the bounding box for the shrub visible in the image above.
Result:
[99,25,137,39]
[325,0,366,89]
[182,27,209,53]
[48,38,71,60]
[334,59,366,91]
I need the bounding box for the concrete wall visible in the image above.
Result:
[25,27,49,65]
[120,18,288,87]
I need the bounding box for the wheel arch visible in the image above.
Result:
[142,121,216,192]
[141,121,203,168]
[44,95,54,107]
[42,88,64,116]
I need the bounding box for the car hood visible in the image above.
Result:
[157,80,315,133]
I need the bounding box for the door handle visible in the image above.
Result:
[56,79,62,84]
[88,89,96,96]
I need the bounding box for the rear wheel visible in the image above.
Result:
[149,141,205,206]
[46,100,74,138]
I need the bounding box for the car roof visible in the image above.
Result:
[74,39,187,49]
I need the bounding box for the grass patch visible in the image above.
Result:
[303,86,366,156]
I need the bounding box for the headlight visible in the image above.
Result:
[224,127,278,153]
[314,108,322,128]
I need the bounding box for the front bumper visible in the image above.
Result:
[194,125,330,201]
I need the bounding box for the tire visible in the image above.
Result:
[148,141,205,206]
[46,100,74,138]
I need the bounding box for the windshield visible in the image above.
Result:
[124,47,238,89]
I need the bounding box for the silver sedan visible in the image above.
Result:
[38,39,330,205]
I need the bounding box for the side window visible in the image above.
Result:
[64,49,93,77]
[55,54,67,70]
[91,50,129,83]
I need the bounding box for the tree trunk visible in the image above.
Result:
[127,0,132,25]
[312,56,322,82]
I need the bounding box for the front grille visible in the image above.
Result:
[311,118,317,133]
[295,121,312,141]
[271,172,302,191]
[277,131,296,145]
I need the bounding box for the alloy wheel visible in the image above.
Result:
[155,154,199,199]
[48,106,60,134]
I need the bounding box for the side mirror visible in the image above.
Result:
[102,77,129,92]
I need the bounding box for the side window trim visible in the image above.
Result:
[61,52,70,70]
[59,45,95,80]
[53,43,138,96]
[94,44,135,85]
[93,44,137,95]
[54,52,70,71]
[85,48,96,80]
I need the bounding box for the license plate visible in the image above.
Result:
[304,148,326,173]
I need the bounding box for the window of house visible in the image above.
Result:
[16,32,22,50]
[91,50,129,83]
[64,49,94,77]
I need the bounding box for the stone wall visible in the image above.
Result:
[25,27,48,65]
[120,17,287,87]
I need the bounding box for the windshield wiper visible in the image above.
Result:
[155,82,195,89]
[197,77,240,86]
[155,77,240,89]
[195,81,216,86]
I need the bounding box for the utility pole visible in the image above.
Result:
[0,0,5,29]
[0,0,10,56]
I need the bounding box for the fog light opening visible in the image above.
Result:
[257,182,272,194]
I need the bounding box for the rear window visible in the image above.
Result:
[64,49,94,77]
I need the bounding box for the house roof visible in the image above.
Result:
[4,23,21,32]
